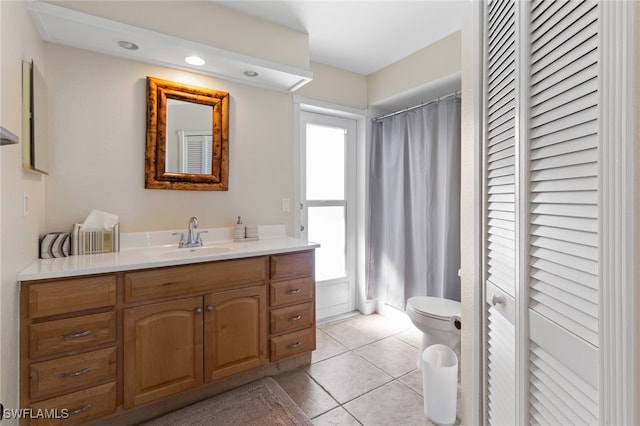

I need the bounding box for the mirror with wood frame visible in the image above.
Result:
[145,76,229,190]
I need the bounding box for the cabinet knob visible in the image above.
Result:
[206,305,214,312]
[195,307,203,314]
[491,294,504,306]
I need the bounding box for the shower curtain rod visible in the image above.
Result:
[372,91,461,122]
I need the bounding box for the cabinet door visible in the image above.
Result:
[124,297,203,408]
[204,285,266,382]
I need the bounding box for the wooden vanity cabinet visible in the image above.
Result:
[21,249,315,424]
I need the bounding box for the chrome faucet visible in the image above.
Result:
[173,216,207,248]
[187,216,199,246]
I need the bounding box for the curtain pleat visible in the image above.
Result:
[367,97,461,309]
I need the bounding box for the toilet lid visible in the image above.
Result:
[408,296,460,319]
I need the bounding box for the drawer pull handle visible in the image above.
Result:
[68,403,92,416]
[60,367,93,378]
[287,288,301,295]
[286,341,301,350]
[60,330,91,340]
[288,315,302,322]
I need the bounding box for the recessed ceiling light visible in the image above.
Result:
[116,40,139,51]
[185,56,205,66]
[243,70,259,77]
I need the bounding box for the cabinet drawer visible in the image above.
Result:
[124,257,267,302]
[29,381,116,426]
[27,275,116,319]
[270,251,314,281]
[29,311,116,359]
[270,327,315,362]
[30,347,117,400]
[269,277,314,307]
[270,302,314,335]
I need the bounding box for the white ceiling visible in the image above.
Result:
[213,1,464,76]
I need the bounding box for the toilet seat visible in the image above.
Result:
[407,296,460,321]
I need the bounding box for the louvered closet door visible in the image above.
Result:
[527,0,599,423]
[483,0,601,424]
[484,0,517,424]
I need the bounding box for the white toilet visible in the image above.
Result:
[406,296,461,368]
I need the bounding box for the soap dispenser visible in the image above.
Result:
[233,216,246,241]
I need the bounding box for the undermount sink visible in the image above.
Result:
[161,246,232,257]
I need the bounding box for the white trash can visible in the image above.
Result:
[421,344,458,426]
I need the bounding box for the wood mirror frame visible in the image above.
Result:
[145,77,229,190]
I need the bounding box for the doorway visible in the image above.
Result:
[299,111,356,319]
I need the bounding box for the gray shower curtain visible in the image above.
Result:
[367,96,461,310]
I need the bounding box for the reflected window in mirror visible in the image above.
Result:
[165,100,213,174]
[145,77,229,190]
[177,130,213,174]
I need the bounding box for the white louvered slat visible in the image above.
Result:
[186,139,204,173]
[531,224,597,248]
[530,120,597,150]
[530,257,597,290]
[530,176,597,192]
[530,235,598,260]
[529,136,597,159]
[530,2,597,58]
[530,269,598,303]
[529,107,597,139]
[530,202,597,219]
[529,340,598,424]
[531,35,597,83]
[526,0,599,422]
[487,304,516,426]
[485,2,517,423]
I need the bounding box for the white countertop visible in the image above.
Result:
[19,225,319,281]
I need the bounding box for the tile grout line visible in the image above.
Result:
[291,314,446,425]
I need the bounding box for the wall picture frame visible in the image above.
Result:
[22,59,49,174]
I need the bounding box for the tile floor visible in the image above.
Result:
[274,313,461,426]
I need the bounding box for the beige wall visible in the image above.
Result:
[296,62,368,110]
[0,1,47,419]
[50,0,310,70]
[367,31,461,106]
[44,43,297,233]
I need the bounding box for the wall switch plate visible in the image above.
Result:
[282,198,290,212]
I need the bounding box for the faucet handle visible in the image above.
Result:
[195,230,208,246]
[172,232,186,248]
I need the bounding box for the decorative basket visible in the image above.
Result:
[71,223,119,255]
